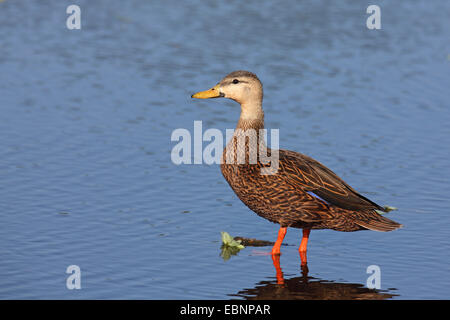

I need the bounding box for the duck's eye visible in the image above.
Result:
[232,79,239,84]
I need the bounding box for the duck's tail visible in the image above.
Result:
[353,210,403,232]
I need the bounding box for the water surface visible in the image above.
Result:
[0,0,449,299]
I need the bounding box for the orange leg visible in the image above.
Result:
[298,228,311,266]
[271,227,287,255]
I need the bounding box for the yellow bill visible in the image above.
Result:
[191,84,223,99]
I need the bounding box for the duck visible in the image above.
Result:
[191,70,402,264]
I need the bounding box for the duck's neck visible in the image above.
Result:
[236,101,265,131]
[224,101,267,165]
[223,100,277,172]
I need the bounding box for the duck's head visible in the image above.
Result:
[191,70,263,107]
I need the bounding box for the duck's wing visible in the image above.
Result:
[278,149,385,212]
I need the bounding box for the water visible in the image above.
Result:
[0,0,449,299]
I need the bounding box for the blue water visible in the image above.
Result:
[0,0,449,299]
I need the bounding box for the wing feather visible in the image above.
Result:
[278,149,384,211]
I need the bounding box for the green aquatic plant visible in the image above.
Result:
[220,232,245,261]
[221,231,245,249]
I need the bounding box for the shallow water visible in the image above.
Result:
[0,0,449,299]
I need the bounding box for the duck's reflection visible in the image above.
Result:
[230,253,397,300]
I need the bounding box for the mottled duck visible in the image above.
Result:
[191,70,401,263]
